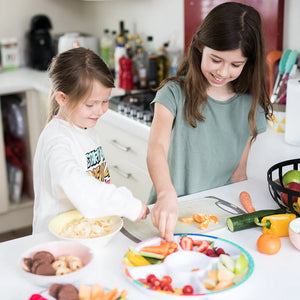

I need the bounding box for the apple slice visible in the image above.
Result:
[234,253,248,275]
[219,254,235,272]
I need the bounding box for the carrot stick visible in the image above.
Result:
[239,191,256,213]
[102,288,118,300]
[141,240,177,256]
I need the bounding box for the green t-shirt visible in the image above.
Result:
[148,81,266,204]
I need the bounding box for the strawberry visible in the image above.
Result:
[197,240,210,253]
[179,236,194,251]
[216,247,225,256]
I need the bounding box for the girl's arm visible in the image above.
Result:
[147,103,178,242]
[232,137,251,183]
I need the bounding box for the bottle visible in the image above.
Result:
[146,36,158,88]
[114,36,126,84]
[118,21,127,44]
[156,45,169,85]
[108,30,117,77]
[100,29,113,66]
[134,38,147,89]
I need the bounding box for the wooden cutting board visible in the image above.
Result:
[122,196,245,242]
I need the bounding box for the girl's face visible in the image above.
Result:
[68,80,112,129]
[201,46,247,90]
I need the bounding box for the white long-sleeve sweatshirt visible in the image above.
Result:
[32,118,142,233]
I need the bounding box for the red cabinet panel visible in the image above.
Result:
[184,0,284,55]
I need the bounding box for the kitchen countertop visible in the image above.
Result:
[1,68,300,299]
[0,177,299,300]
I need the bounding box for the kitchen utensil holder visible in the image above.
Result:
[267,158,300,216]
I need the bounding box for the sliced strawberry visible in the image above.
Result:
[179,236,194,251]
[193,239,203,246]
[197,240,210,253]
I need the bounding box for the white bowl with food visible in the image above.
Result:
[20,240,93,287]
[289,217,300,251]
[48,210,123,249]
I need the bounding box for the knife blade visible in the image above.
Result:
[206,195,246,215]
[121,226,141,243]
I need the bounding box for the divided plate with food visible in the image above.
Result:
[122,233,254,298]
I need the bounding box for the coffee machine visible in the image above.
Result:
[27,14,55,70]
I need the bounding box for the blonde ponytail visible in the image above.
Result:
[47,88,59,122]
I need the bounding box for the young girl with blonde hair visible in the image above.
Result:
[33,47,149,233]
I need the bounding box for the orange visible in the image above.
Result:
[257,233,281,255]
[209,215,219,223]
[199,219,210,230]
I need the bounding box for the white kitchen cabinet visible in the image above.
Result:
[96,118,152,203]
[0,90,48,233]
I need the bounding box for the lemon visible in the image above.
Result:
[234,253,248,275]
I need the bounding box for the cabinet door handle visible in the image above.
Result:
[111,139,131,152]
[112,165,131,179]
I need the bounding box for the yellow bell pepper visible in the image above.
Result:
[125,250,151,267]
[254,213,296,237]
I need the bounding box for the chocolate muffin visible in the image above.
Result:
[49,283,64,298]
[35,262,56,276]
[57,284,79,300]
[33,251,55,264]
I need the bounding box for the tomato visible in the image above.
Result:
[146,274,157,284]
[182,285,194,294]
[161,275,172,284]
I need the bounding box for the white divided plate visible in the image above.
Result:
[122,233,254,298]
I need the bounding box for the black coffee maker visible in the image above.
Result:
[27,15,55,70]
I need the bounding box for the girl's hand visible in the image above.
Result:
[151,189,178,242]
[133,202,150,222]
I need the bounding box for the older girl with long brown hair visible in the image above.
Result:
[147,2,273,242]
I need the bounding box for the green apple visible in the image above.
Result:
[282,170,300,186]
[219,254,235,272]
[233,267,249,284]
[234,253,248,275]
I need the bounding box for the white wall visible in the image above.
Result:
[0,0,299,67]
[82,0,184,51]
[283,0,300,54]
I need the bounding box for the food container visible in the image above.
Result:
[19,241,93,287]
[267,158,300,215]
[49,210,123,249]
[289,217,300,250]
[0,37,19,71]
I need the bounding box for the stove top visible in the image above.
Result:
[109,91,156,126]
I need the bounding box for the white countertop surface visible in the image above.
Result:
[0,177,299,300]
[1,68,300,300]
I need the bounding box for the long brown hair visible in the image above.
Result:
[159,2,272,141]
[47,47,114,122]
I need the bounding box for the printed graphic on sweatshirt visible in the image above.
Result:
[86,146,110,183]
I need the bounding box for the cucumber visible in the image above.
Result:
[129,246,164,259]
[226,208,287,232]
[144,256,163,264]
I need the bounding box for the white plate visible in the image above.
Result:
[122,233,254,298]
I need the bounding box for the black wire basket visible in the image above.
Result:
[267,158,300,216]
